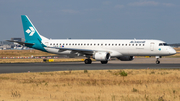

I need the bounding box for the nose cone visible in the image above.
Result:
[169,48,176,55]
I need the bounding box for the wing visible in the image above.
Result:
[50,47,122,57]
[47,46,98,55]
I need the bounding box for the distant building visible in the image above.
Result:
[0,41,13,45]
[0,45,11,50]
[11,38,25,45]
[0,38,26,50]
[11,38,25,42]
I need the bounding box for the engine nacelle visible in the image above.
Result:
[93,52,110,61]
[117,56,134,61]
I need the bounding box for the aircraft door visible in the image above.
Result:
[150,42,154,51]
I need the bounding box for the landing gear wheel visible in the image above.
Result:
[156,60,160,64]
[155,56,161,64]
[84,59,92,64]
[101,61,108,64]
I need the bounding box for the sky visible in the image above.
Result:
[0,0,180,43]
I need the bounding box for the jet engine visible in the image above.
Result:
[93,52,110,61]
[117,56,134,61]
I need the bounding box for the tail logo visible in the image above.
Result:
[26,27,35,36]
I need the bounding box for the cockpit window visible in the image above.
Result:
[159,43,163,46]
[163,43,168,46]
[159,43,168,46]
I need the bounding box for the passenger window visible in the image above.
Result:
[119,44,120,46]
[129,44,131,46]
[139,44,141,46]
[132,44,134,46]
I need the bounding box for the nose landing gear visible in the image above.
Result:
[156,56,161,64]
[156,58,160,64]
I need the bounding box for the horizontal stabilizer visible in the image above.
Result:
[6,40,34,45]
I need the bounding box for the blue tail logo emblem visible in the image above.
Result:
[26,27,35,36]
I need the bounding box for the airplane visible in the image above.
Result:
[8,15,176,64]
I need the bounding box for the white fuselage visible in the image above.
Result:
[43,39,176,57]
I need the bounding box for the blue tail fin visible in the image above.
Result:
[21,15,43,43]
[21,15,48,51]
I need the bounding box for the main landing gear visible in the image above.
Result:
[156,56,161,64]
[84,59,92,64]
[84,59,109,64]
[84,59,108,64]
[101,61,108,64]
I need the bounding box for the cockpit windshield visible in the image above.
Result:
[159,43,168,46]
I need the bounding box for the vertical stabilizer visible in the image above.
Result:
[21,15,48,51]
[21,15,48,43]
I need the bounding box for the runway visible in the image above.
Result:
[0,58,180,73]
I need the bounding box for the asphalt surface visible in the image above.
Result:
[0,58,180,73]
